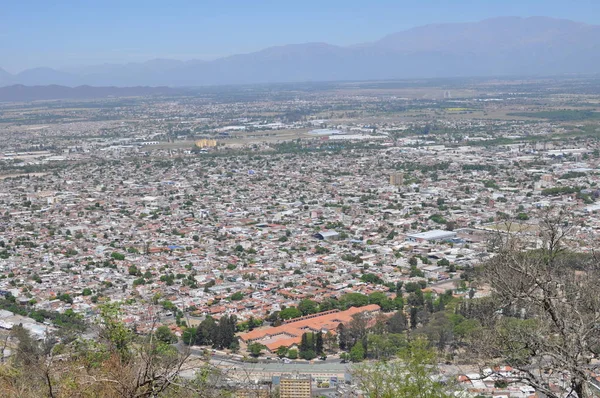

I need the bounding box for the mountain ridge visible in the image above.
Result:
[2,16,599,87]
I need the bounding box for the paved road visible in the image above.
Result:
[183,346,352,383]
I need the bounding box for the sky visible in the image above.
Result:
[2,0,600,73]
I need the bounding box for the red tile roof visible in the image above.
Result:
[240,304,380,352]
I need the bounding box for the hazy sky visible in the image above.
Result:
[2,0,600,73]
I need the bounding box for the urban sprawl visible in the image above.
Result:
[1,78,600,397]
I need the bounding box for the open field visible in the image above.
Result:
[479,222,539,234]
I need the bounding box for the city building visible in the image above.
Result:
[389,172,404,186]
[279,374,312,398]
[240,305,380,352]
[406,230,457,243]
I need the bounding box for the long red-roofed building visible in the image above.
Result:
[239,304,380,352]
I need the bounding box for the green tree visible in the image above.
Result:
[155,325,177,344]
[57,293,73,304]
[279,307,302,320]
[350,342,365,362]
[300,332,309,353]
[248,342,264,357]
[276,346,288,358]
[300,349,316,360]
[353,338,456,397]
[182,327,197,345]
[298,299,319,315]
[196,316,217,346]
[339,292,369,309]
[230,291,244,301]
[387,311,408,333]
[437,258,450,267]
[111,252,125,261]
[315,332,324,355]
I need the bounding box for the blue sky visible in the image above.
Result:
[2,0,600,72]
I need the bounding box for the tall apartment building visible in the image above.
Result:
[279,374,312,398]
[389,172,404,186]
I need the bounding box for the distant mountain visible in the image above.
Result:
[14,67,83,86]
[2,16,600,87]
[0,68,12,86]
[0,85,180,102]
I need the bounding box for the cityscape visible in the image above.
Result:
[2,2,600,397]
[1,76,600,397]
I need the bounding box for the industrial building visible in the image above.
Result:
[405,229,457,243]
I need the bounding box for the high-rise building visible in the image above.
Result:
[195,139,217,148]
[389,172,403,186]
[279,374,312,398]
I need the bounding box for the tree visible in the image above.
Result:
[416,312,454,351]
[387,311,408,333]
[196,316,217,346]
[367,292,387,307]
[1,303,216,398]
[287,349,298,359]
[516,212,529,220]
[395,282,404,294]
[339,292,369,309]
[348,312,369,346]
[96,302,192,397]
[300,349,316,360]
[182,327,197,345]
[298,299,319,316]
[404,282,421,293]
[155,325,177,344]
[367,333,406,360]
[437,258,450,267]
[11,324,41,367]
[473,209,600,398]
[279,307,302,320]
[214,315,237,349]
[276,346,288,358]
[337,323,349,351]
[229,291,243,301]
[407,289,424,307]
[111,252,125,261]
[323,331,337,353]
[248,342,264,358]
[353,338,456,397]
[315,332,324,355]
[57,293,73,304]
[350,342,365,362]
[300,333,309,353]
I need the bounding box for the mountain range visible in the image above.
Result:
[2,16,599,88]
